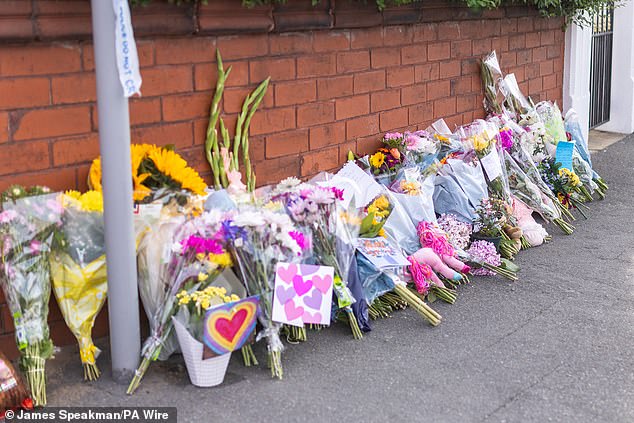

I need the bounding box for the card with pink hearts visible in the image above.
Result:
[272,262,334,327]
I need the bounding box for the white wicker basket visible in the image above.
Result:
[172,317,231,387]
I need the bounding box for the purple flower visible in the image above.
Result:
[466,240,500,276]
[331,187,344,201]
[383,132,403,141]
[0,209,17,224]
[499,129,514,151]
[289,230,309,252]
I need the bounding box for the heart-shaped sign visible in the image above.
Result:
[299,263,320,276]
[292,274,312,296]
[303,289,322,310]
[204,296,260,355]
[303,310,322,324]
[284,300,304,321]
[277,263,297,284]
[275,284,295,305]
[312,274,333,294]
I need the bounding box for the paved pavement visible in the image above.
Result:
[46,135,634,422]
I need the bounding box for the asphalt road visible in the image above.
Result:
[47,135,634,423]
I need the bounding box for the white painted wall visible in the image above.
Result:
[597,2,634,134]
[563,21,592,142]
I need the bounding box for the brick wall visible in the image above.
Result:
[0,2,565,357]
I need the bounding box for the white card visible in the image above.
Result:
[480,148,503,181]
[355,237,410,270]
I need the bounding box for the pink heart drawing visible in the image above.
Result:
[277,263,297,284]
[312,274,333,294]
[302,310,322,324]
[293,274,312,296]
[284,300,304,321]
[299,264,320,276]
[302,289,322,310]
[275,285,295,305]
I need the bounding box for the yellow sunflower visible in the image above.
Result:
[370,151,386,169]
[146,148,207,195]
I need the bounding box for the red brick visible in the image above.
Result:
[401,44,427,65]
[318,75,354,100]
[132,122,193,149]
[335,94,369,120]
[266,129,309,158]
[0,167,76,193]
[216,34,269,60]
[337,50,370,73]
[162,92,211,122]
[371,47,401,69]
[270,33,313,55]
[528,77,542,94]
[346,114,379,139]
[0,44,81,76]
[492,36,509,53]
[297,54,336,78]
[384,26,412,46]
[51,74,96,105]
[130,98,162,127]
[517,17,534,32]
[141,66,193,96]
[451,40,472,58]
[310,122,346,150]
[533,46,548,62]
[387,66,414,88]
[428,42,451,61]
[547,45,562,59]
[427,80,450,101]
[371,90,401,112]
[0,112,8,143]
[438,22,460,40]
[517,50,532,65]
[401,84,426,106]
[434,97,456,118]
[356,134,382,156]
[254,155,300,186]
[457,94,477,113]
[194,61,249,91]
[450,77,472,96]
[13,105,91,141]
[251,107,296,135]
[353,70,385,94]
[297,101,334,127]
[250,57,296,82]
[379,108,408,131]
[472,39,492,56]
[52,133,99,166]
[540,30,555,46]
[224,86,274,113]
[82,41,155,71]
[408,102,433,125]
[350,27,383,49]
[415,63,440,82]
[0,77,50,109]
[275,80,316,106]
[440,61,461,79]
[500,51,517,68]
[314,31,350,52]
[338,140,357,164]
[539,59,554,76]
[0,141,50,176]
[526,32,540,48]
[155,37,216,65]
[543,73,557,90]
[461,58,479,75]
[502,18,518,34]
[301,146,339,176]
[509,34,526,50]
[413,23,437,42]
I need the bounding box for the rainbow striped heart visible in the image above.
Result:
[203,296,260,355]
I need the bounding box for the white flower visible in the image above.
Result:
[233,211,265,228]
[307,188,334,205]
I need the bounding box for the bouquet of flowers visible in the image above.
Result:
[437,213,472,251]
[369,146,404,185]
[49,191,107,381]
[382,130,439,172]
[360,195,392,238]
[473,197,521,259]
[89,143,208,204]
[538,158,589,219]
[127,211,232,394]
[222,208,308,378]
[276,185,363,339]
[466,240,501,276]
[0,186,62,406]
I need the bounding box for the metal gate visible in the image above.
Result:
[589,5,614,128]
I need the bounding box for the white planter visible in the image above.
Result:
[172,318,231,387]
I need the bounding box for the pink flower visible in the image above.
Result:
[30,240,42,254]
[383,132,403,141]
[289,230,309,252]
[0,209,17,224]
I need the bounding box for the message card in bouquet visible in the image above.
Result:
[272,263,334,327]
[318,161,383,209]
[479,148,503,181]
[555,141,574,171]
[203,296,260,356]
[355,237,410,270]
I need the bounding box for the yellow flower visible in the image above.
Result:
[367,204,379,216]
[472,135,490,152]
[370,152,386,169]
[209,252,232,268]
[147,147,207,196]
[197,272,209,282]
[434,134,449,143]
[373,195,389,210]
[79,190,103,212]
[378,228,386,237]
[178,295,191,306]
